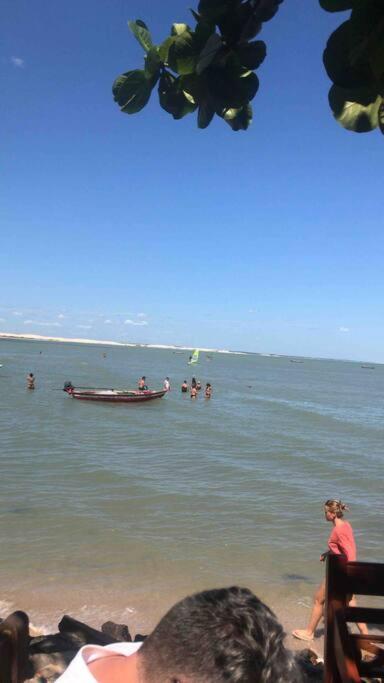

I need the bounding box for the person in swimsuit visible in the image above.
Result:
[138,376,148,390]
[205,382,212,398]
[181,380,188,393]
[292,499,368,642]
[27,373,35,390]
[190,385,197,399]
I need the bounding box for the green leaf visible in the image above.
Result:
[323,21,373,88]
[236,40,266,70]
[158,71,197,119]
[190,9,201,22]
[198,0,236,22]
[319,0,354,12]
[168,30,198,75]
[328,83,381,131]
[171,23,190,36]
[194,17,215,50]
[159,36,174,64]
[145,47,162,77]
[223,104,253,130]
[196,33,223,75]
[198,97,216,128]
[128,20,154,53]
[206,67,259,109]
[112,69,153,114]
[378,99,384,134]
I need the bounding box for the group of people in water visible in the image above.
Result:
[137,375,212,398]
[182,376,212,398]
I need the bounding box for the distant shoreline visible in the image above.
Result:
[0,332,247,356]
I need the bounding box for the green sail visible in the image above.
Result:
[188,349,199,365]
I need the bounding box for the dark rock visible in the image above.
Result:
[101,621,132,642]
[58,615,118,646]
[134,633,147,642]
[29,633,83,654]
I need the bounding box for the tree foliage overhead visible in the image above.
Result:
[321,0,384,135]
[112,0,384,136]
[112,0,283,131]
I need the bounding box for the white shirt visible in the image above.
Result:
[56,641,142,682]
[163,379,170,391]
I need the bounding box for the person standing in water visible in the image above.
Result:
[181,380,188,393]
[292,499,368,642]
[163,377,170,392]
[27,372,35,390]
[205,382,212,398]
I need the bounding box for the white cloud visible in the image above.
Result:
[137,312,147,318]
[0,318,5,322]
[77,324,92,329]
[11,56,24,68]
[13,311,23,316]
[24,320,62,327]
[104,319,112,324]
[339,326,350,333]
[124,319,148,326]
[57,313,65,319]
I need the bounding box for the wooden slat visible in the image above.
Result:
[344,607,384,624]
[325,555,384,682]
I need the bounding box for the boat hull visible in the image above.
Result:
[64,386,166,403]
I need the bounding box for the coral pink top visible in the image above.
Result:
[328,521,356,561]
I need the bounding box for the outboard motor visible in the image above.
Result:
[63,381,74,393]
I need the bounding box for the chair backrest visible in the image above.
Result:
[0,611,29,683]
[324,554,384,683]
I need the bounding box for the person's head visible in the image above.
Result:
[166,377,169,381]
[206,383,211,388]
[324,499,349,521]
[29,373,34,378]
[138,586,301,683]
[142,376,146,380]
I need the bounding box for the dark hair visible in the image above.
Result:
[139,586,301,683]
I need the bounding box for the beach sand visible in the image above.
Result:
[0,581,325,661]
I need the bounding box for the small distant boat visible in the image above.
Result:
[188,349,199,365]
[290,359,304,363]
[63,382,166,403]
[361,365,375,370]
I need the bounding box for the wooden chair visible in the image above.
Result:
[324,553,384,683]
[0,611,29,683]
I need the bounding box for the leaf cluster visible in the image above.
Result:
[321,0,384,134]
[112,0,283,131]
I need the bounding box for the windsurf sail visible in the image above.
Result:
[188,349,199,365]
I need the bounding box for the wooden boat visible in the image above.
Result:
[63,382,166,403]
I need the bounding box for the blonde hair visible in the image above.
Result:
[324,499,349,518]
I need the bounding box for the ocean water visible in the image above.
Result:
[0,339,383,638]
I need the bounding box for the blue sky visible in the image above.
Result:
[1,0,383,361]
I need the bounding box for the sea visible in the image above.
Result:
[0,338,383,643]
